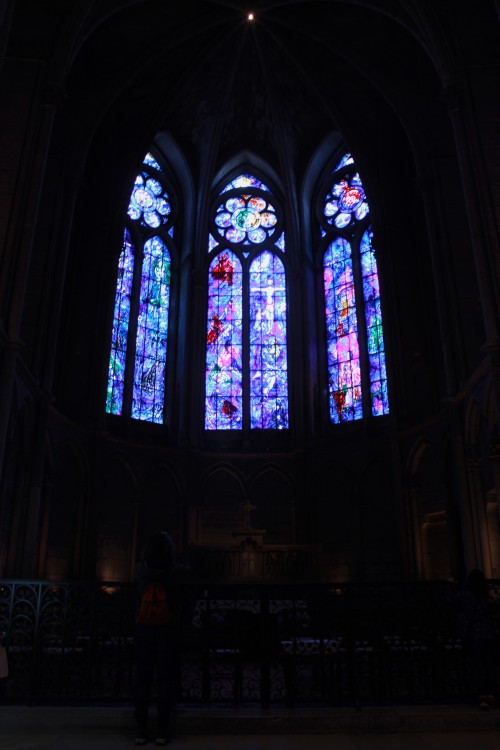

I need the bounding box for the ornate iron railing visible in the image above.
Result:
[0,579,497,705]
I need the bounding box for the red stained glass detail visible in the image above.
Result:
[207,314,223,344]
[211,254,234,285]
[333,389,346,420]
[221,399,238,417]
[342,186,361,208]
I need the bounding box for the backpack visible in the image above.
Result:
[136,582,173,626]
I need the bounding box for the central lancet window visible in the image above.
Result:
[204,173,289,430]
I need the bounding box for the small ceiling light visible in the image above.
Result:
[247,12,254,21]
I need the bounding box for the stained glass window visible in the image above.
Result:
[132,237,171,422]
[249,251,288,429]
[320,153,389,423]
[106,153,175,424]
[205,250,243,429]
[106,228,135,416]
[205,174,288,430]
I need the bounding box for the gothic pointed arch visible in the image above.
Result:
[249,466,295,544]
[96,454,138,581]
[43,440,87,579]
[138,463,183,552]
[199,465,246,545]
[205,169,289,431]
[106,149,178,424]
[316,148,390,424]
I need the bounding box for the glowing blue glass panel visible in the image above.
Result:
[220,173,270,193]
[127,173,171,228]
[106,229,135,415]
[249,251,288,429]
[132,237,171,423]
[143,152,163,172]
[360,230,389,416]
[205,250,243,429]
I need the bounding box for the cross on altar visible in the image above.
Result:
[241,499,256,530]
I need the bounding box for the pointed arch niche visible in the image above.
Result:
[105,132,192,430]
[95,455,137,581]
[204,163,289,433]
[317,150,389,424]
[304,135,391,428]
[409,440,453,581]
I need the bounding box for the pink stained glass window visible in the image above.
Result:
[321,152,389,423]
[205,250,243,429]
[106,228,135,415]
[323,238,362,423]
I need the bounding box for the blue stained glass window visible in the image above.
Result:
[143,152,163,172]
[214,194,278,246]
[127,173,171,228]
[132,237,171,423]
[249,251,288,429]
[205,173,288,430]
[321,152,389,423]
[360,229,389,416]
[205,251,243,429]
[221,173,270,193]
[106,152,174,423]
[106,228,135,415]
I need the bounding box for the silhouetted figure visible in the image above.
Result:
[454,569,498,709]
[133,531,179,745]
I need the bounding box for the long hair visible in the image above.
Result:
[140,531,174,571]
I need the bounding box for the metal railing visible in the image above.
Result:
[0,579,495,705]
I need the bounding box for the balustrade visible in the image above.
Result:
[0,580,497,705]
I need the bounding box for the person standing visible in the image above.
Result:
[133,531,179,745]
[454,569,498,709]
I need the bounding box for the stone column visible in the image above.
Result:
[444,84,499,350]
[0,81,63,500]
[467,455,492,577]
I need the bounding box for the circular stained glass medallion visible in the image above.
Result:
[134,186,155,210]
[248,227,266,243]
[232,207,261,231]
[214,191,280,246]
[215,211,233,228]
[128,172,171,227]
[334,213,352,229]
[338,186,364,212]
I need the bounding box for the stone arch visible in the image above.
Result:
[313,460,356,582]
[358,457,400,580]
[198,464,245,546]
[138,463,183,557]
[95,453,138,581]
[42,439,88,580]
[249,465,295,545]
[213,149,283,195]
[408,438,452,581]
